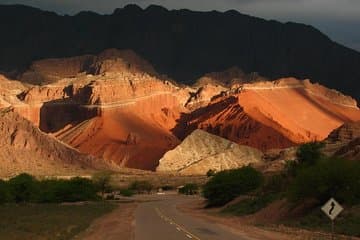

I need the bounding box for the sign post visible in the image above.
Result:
[321,198,343,240]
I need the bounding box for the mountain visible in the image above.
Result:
[178,78,360,151]
[324,121,360,160]
[3,50,358,171]
[0,4,359,100]
[156,129,263,175]
[0,108,116,178]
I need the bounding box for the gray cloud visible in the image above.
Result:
[1,0,360,51]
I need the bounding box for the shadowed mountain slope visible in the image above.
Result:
[0,4,359,99]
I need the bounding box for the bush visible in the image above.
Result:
[0,174,100,203]
[92,172,112,199]
[223,193,278,216]
[178,184,199,195]
[129,181,153,194]
[262,174,289,194]
[37,177,98,203]
[203,166,264,207]
[288,157,360,205]
[296,142,325,166]
[119,188,135,197]
[8,173,39,203]
[0,180,10,204]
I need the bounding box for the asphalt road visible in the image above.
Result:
[135,194,250,240]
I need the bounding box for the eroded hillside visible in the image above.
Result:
[1,49,359,172]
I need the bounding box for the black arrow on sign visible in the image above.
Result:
[329,201,335,215]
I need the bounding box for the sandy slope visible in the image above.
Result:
[0,109,116,178]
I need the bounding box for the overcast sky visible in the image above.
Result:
[2,0,360,51]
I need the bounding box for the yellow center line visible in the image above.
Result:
[155,207,201,240]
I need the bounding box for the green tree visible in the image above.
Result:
[129,181,153,194]
[296,142,325,166]
[288,157,360,205]
[92,172,112,199]
[178,183,199,195]
[8,173,38,203]
[0,180,10,203]
[203,166,263,207]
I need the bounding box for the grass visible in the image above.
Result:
[222,193,279,216]
[283,205,360,237]
[0,202,116,240]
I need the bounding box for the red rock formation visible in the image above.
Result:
[3,52,360,172]
[180,78,360,151]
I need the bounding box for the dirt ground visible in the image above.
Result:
[75,203,137,240]
[178,198,360,240]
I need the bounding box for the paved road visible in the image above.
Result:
[135,194,250,240]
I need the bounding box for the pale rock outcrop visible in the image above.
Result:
[157,129,263,175]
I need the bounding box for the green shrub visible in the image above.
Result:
[178,183,199,195]
[0,180,10,204]
[92,172,112,199]
[203,166,264,207]
[8,173,39,203]
[38,177,98,203]
[262,174,289,194]
[2,174,99,203]
[129,181,153,194]
[284,160,298,177]
[288,157,360,205]
[119,189,134,197]
[223,193,278,216]
[296,142,325,166]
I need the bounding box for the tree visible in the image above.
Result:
[0,180,10,203]
[92,172,112,199]
[288,157,360,205]
[8,173,38,203]
[129,181,153,194]
[296,142,325,166]
[178,184,199,195]
[203,166,263,207]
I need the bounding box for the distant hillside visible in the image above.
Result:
[0,4,359,99]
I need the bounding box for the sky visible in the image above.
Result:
[1,0,360,51]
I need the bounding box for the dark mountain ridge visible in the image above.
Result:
[0,4,359,99]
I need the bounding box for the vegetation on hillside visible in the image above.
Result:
[205,142,360,236]
[203,166,263,207]
[0,173,105,203]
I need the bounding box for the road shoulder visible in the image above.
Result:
[75,202,137,240]
[177,198,298,240]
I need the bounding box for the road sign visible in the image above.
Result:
[321,198,343,220]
